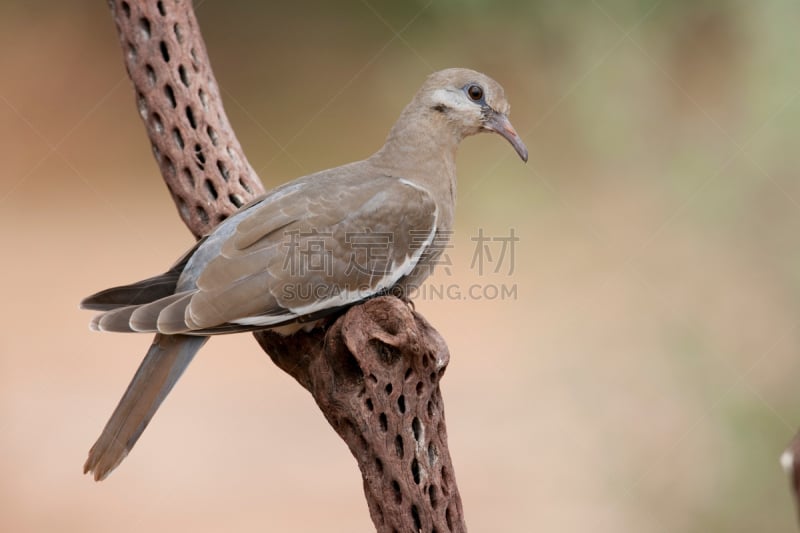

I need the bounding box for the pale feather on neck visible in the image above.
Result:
[372,104,461,171]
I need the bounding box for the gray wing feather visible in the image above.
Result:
[85,166,438,335]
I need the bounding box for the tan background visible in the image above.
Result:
[2,1,800,531]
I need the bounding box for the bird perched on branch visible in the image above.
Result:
[82,68,528,480]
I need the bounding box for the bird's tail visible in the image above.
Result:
[84,333,208,481]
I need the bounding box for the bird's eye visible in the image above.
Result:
[467,84,484,102]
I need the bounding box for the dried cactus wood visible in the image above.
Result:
[256,298,465,532]
[109,0,264,236]
[106,1,466,531]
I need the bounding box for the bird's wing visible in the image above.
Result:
[178,173,438,332]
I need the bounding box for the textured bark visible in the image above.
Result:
[256,298,464,532]
[107,1,466,531]
[109,0,264,236]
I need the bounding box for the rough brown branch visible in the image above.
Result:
[256,298,465,532]
[108,1,466,531]
[109,0,263,235]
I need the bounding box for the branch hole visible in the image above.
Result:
[391,480,402,504]
[176,195,189,220]
[216,159,230,181]
[156,0,166,16]
[446,506,454,531]
[430,372,436,382]
[226,145,238,163]
[375,457,383,475]
[159,40,170,63]
[328,337,364,388]
[429,484,438,509]
[196,205,209,225]
[151,144,160,162]
[145,64,156,87]
[138,17,151,39]
[178,64,189,87]
[411,458,420,485]
[185,106,197,129]
[384,383,393,396]
[229,194,244,208]
[416,381,424,396]
[206,125,218,146]
[427,400,434,418]
[199,88,209,110]
[120,1,130,18]
[204,179,218,200]
[164,84,176,108]
[217,214,228,223]
[239,178,253,194]
[126,41,137,61]
[172,128,184,150]
[404,367,412,380]
[151,112,164,134]
[441,466,451,494]
[379,413,387,432]
[394,435,404,459]
[412,417,422,443]
[365,398,374,412]
[422,354,431,368]
[411,505,421,531]
[428,441,438,467]
[397,395,405,414]
[372,340,400,365]
[173,23,183,43]
[163,156,175,177]
[182,167,194,188]
[194,144,206,169]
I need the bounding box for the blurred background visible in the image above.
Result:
[1,0,800,531]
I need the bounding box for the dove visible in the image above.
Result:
[82,68,527,480]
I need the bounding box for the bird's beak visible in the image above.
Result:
[484,111,528,162]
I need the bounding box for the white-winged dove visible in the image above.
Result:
[82,68,527,480]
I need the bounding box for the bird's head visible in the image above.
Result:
[420,68,528,162]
